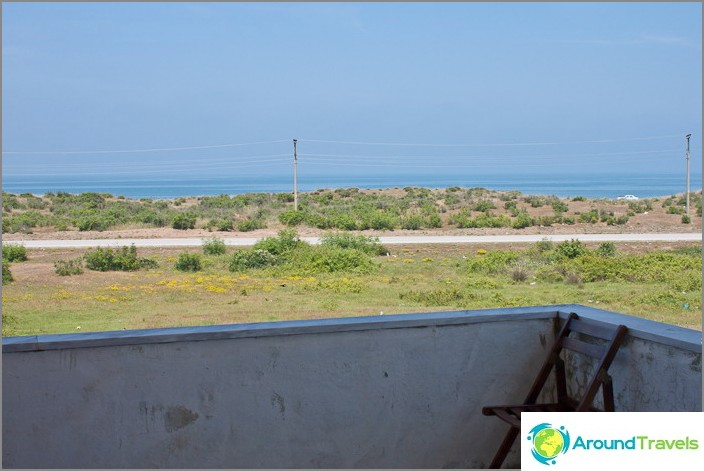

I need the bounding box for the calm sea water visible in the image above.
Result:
[1,172,701,200]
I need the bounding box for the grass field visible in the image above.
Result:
[2,235,701,336]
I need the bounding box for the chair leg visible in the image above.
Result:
[489,426,519,469]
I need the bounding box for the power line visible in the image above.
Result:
[297,148,685,162]
[2,139,290,155]
[6,158,291,177]
[5,154,292,170]
[298,134,683,147]
[3,134,685,155]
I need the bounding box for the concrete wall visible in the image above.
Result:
[2,305,701,469]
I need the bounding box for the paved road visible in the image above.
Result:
[4,233,701,249]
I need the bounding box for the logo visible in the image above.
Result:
[527,423,571,465]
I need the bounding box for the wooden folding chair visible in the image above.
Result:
[481,312,628,469]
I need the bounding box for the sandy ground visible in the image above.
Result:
[3,215,701,242]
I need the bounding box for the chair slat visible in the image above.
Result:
[493,408,520,428]
[568,317,620,340]
[561,336,606,358]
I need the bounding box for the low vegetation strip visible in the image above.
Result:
[1,233,701,336]
[2,187,701,235]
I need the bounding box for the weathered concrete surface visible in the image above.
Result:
[2,305,701,469]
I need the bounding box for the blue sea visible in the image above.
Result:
[1,172,701,200]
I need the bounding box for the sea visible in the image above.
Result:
[1,171,701,200]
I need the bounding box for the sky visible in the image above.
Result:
[1,2,702,190]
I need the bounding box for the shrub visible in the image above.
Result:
[595,242,616,257]
[511,263,530,282]
[2,244,28,262]
[217,219,234,231]
[467,250,521,275]
[572,196,586,201]
[174,252,202,272]
[551,200,569,214]
[511,212,533,229]
[473,200,495,212]
[75,212,113,232]
[84,245,155,271]
[292,246,378,274]
[2,260,13,284]
[565,271,583,285]
[606,215,629,225]
[237,218,265,232]
[329,213,358,230]
[229,249,279,271]
[172,213,196,230]
[320,232,386,255]
[365,212,396,230]
[535,215,555,227]
[54,258,84,276]
[203,238,227,256]
[579,209,599,224]
[401,214,424,230]
[426,212,443,228]
[278,209,305,226]
[535,238,554,252]
[253,229,305,256]
[682,214,691,224]
[556,239,587,259]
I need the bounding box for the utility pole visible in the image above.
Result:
[685,133,691,216]
[293,139,298,211]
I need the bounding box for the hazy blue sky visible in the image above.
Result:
[2,2,702,186]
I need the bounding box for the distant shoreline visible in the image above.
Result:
[2,184,703,202]
[2,171,702,200]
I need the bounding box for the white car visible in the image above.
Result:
[616,195,639,201]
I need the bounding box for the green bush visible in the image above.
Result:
[328,213,358,230]
[467,250,521,275]
[278,209,305,226]
[473,200,495,212]
[319,232,387,255]
[595,242,616,257]
[426,212,443,228]
[511,212,533,229]
[682,214,691,224]
[54,258,84,276]
[172,213,196,230]
[85,245,155,271]
[174,252,202,272]
[75,210,114,232]
[535,238,554,252]
[365,212,396,230]
[2,244,28,262]
[237,218,266,232]
[2,259,13,284]
[229,249,279,272]
[253,229,305,256]
[288,246,378,275]
[401,214,424,230]
[203,237,227,255]
[578,209,599,224]
[551,200,569,214]
[556,239,587,259]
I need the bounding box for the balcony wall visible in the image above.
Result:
[2,304,701,469]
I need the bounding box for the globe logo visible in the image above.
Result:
[527,423,571,465]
